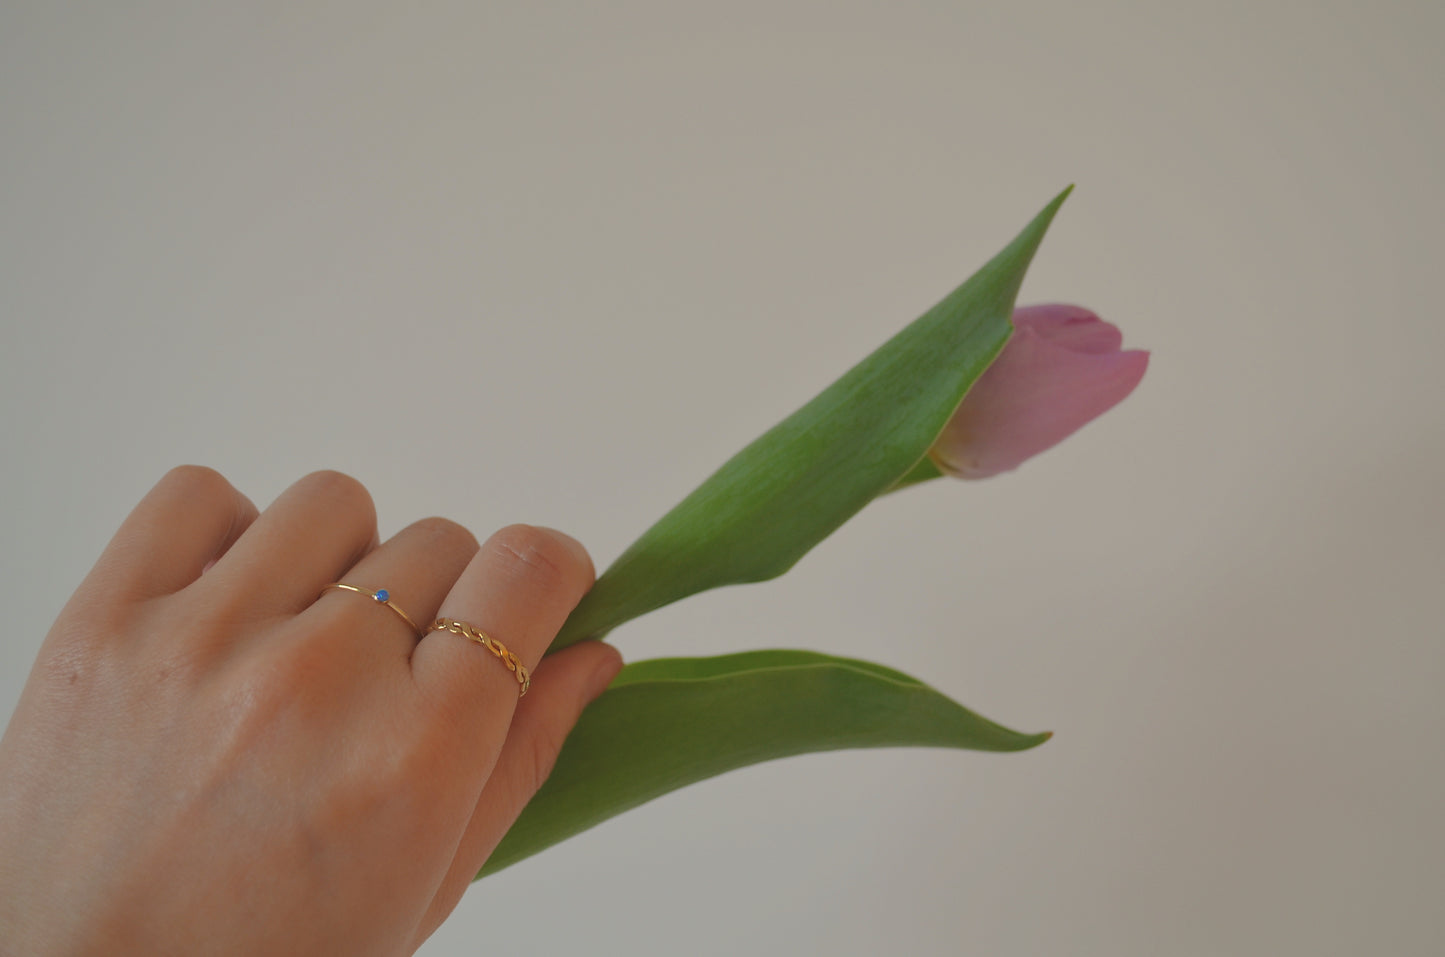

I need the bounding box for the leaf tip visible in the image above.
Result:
[1035,184,1074,230]
[1018,729,1054,750]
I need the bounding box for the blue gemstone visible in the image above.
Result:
[374,589,389,602]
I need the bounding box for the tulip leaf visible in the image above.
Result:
[479,650,1049,877]
[552,187,1071,649]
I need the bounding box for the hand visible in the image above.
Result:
[0,467,623,956]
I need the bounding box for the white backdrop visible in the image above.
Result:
[2,3,1441,955]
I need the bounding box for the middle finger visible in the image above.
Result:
[303,517,481,666]
[204,470,380,619]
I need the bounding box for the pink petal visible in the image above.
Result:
[929,305,1148,479]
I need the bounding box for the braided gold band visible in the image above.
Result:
[322,583,423,638]
[429,617,531,697]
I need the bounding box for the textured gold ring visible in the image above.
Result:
[322,583,423,638]
[429,617,531,697]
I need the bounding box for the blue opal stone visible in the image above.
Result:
[374,589,389,602]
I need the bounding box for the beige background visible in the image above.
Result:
[2,2,1442,954]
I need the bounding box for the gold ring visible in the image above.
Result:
[322,583,423,638]
[429,617,531,697]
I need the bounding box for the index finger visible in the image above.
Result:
[88,466,259,604]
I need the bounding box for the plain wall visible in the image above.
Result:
[2,3,1441,954]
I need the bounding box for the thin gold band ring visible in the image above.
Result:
[322,583,423,638]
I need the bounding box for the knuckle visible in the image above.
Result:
[485,524,591,586]
[314,749,409,824]
[221,645,339,759]
[408,516,480,555]
[299,470,375,524]
[160,464,234,505]
[240,643,322,711]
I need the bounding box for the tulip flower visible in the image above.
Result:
[490,190,1132,878]
[929,304,1149,478]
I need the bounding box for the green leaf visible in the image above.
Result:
[478,650,1049,878]
[552,188,1071,649]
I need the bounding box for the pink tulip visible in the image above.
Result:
[929,304,1148,478]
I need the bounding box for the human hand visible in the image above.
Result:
[0,467,623,956]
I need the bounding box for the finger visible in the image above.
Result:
[410,525,595,745]
[414,640,623,944]
[301,517,480,666]
[203,470,379,619]
[89,465,259,603]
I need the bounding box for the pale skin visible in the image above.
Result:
[0,466,624,955]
